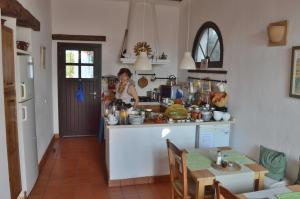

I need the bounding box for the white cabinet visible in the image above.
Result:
[199,124,231,148]
[105,121,233,182]
[105,124,196,180]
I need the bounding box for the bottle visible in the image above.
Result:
[216,151,222,165]
[140,106,145,119]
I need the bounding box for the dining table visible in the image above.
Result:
[238,184,300,199]
[186,147,268,199]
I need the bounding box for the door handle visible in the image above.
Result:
[21,82,27,100]
[89,92,97,96]
[89,91,98,100]
[22,106,28,121]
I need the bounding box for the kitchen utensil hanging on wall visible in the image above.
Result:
[150,74,156,82]
[167,75,176,86]
[138,76,148,88]
[119,0,132,58]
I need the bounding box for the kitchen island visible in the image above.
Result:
[104,120,234,186]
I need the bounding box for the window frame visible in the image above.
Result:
[64,50,95,79]
[192,21,224,68]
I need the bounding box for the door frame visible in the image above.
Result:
[57,42,102,137]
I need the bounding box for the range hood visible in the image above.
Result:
[120,0,170,65]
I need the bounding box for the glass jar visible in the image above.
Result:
[145,109,152,119]
[119,108,128,125]
[191,108,201,120]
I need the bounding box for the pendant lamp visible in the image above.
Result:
[134,0,152,70]
[179,0,196,70]
[134,51,152,70]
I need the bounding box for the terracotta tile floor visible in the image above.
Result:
[28,137,172,199]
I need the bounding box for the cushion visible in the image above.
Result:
[264,176,290,189]
[259,145,287,181]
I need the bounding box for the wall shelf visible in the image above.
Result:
[188,69,227,74]
[17,49,31,55]
[120,58,170,65]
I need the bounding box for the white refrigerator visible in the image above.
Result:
[17,55,38,195]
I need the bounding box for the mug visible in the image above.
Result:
[213,111,223,121]
[222,112,231,121]
[163,98,170,104]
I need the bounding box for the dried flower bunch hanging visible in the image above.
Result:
[134,41,152,56]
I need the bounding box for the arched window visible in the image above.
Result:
[192,21,224,68]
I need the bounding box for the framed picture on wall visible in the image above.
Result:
[290,46,300,98]
[40,46,46,69]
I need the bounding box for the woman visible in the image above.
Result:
[115,68,139,108]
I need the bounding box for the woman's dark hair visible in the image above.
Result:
[118,68,132,78]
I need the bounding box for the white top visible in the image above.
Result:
[115,82,132,104]
[106,119,235,129]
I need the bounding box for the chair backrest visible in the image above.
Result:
[214,180,239,199]
[166,139,189,199]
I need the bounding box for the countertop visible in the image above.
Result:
[135,102,161,106]
[106,119,235,129]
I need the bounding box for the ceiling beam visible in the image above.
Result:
[52,34,106,42]
[0,0,40,31]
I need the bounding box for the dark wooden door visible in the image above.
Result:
[58,43,101,137]
[2,24,22,199]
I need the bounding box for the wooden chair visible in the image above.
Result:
[166,139,196,199]
[214,180,239,199]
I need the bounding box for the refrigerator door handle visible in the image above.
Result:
[21,82,27,100]
[22,106,28,121]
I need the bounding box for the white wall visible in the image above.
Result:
[0,9,12,199]
[182,0,300,180]
[17,0,53,162]
[51,0,180,133]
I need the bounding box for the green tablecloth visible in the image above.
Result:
[186,148,255,171]
[187,150,212,171]
[222,150,255,165]
[277,192,300,199]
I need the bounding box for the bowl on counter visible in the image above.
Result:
[129,115,144,125]
[127,107,139,115]
[222,112,231,121]
[108,119,118,125]
[107,114,118,125]
[213,111,223,121]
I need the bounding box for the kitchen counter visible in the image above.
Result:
[104,119,234,186]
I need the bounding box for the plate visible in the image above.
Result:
[138,76,148,88]
[211,161,241,172]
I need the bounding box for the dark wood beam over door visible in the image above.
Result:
[0,0,40,31]
[52,34,106,42]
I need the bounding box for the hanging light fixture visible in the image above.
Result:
[134,51,152,70]
[179,0,196,70]
[134,0,152,70]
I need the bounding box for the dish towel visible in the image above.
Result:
[75,81,84,102]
